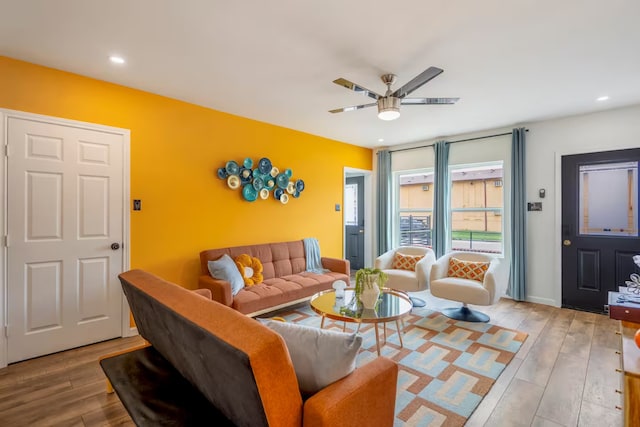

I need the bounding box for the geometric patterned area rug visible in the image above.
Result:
[274,305,528,427]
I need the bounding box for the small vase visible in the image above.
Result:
[360,284,380,310]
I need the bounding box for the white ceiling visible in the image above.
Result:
[1,0,639,148]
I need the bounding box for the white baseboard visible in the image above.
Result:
[124,327,139,337]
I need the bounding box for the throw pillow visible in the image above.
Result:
[234,254,264,286]
[207,254,245,296]
[258,319,362,394]
[391,252,425,271]
[447,257,491,282]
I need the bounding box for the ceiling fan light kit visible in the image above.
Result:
[330,66,459,121]
[377,96,400,120]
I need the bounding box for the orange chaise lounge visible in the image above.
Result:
[100,269,398,427]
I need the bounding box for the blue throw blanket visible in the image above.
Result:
[303,238,330,274]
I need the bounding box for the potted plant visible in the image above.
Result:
[355,267,388,309]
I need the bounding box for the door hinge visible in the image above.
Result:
[3,235,8,247]
[4,325,7,338]
[4,144,7,157]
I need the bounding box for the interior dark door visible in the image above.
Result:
[345,176,365,271]
[562,149,640,312]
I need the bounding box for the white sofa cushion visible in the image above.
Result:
[383,269,421,292]
[430,277,490,305]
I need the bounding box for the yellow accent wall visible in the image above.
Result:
[0,56,372,288]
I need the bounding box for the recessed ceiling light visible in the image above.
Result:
[109,56,125,65]
[596,95,609,101]
[378,138,384,142]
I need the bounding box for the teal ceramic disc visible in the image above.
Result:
[276,173,289,189]
[225,160,239,176]
[258,158,272,174]
[252,176,264,191]
[242,184,258,202]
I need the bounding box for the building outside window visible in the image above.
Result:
[449,162,504,254]
[395,170,434,247]
[395,162,504,254]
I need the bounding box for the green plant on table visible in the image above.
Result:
[354,267,388,298]
[339,268,389,317]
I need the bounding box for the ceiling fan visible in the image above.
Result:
[329,66,459,121]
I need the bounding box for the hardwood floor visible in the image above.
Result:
[0,335,145,426]
[0,295,624,426]
[461,298,623,427]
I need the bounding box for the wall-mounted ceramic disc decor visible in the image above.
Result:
[217,157,305,203]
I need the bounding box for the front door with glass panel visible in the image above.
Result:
[561,149,640,312]
[345,176,364,270]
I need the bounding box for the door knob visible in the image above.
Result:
[359,229,364,233]
[111,243,121,250]
[563,240,571,246]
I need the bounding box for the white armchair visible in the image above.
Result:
[429,251,503,322]
[374,246,436,307]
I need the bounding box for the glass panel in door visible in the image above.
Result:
[579,161,638,236]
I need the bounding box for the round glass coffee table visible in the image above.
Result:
[309,288,413,356]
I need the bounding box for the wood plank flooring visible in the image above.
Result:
[0,295,625,426]
[0,336,145,426]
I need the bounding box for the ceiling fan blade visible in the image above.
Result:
[333,78,382,100]
[392,67,444,99]
[401,97,459,105]
[329,103,377,113]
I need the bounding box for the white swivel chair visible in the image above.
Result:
[374,246,436,307]
[429,251,503,322]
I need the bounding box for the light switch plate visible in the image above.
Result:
[527,202,542,211]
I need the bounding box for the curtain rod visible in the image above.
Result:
[385,129,529,154]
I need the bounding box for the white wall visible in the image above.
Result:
[391,146,435,171]
[526,104,640,306]
[373,103,640,307]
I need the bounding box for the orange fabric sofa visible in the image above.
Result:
[199,240,350,316]
[101,270,398,426]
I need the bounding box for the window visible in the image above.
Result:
[394,169,433,248]
[344,183,358,226]
[579,161,638,236]
[449,162,504,254]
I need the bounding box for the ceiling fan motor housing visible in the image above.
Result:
[377,96,400,120]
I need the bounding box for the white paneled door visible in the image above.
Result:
[7,117,124,363]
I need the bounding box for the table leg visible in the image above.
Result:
[343,321,346,332]
[320,316,325,329]
[396,320,404,348]
[374,323,381,356]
